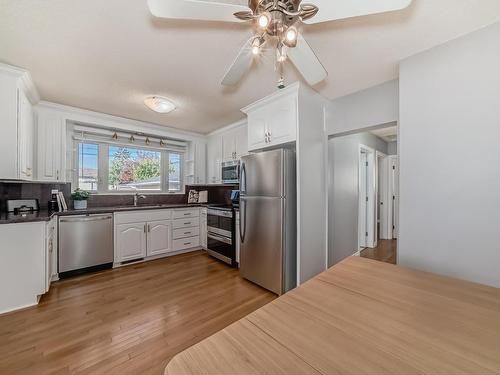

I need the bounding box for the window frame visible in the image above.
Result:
[75,141,184,195]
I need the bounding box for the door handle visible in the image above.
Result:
[239,199,246,244]
[240,162,247,194]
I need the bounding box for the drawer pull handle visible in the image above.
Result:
[183,213,190,216]
[184,232,191,235]
[184,222,191,225]
[184,242,191,245]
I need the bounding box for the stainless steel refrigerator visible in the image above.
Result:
[239,148,296,295]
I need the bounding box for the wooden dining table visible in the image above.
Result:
[165,256,500,375]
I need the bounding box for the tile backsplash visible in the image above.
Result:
[0,182,238,212]
[0,182,71,212]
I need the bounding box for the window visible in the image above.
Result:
[168,152,182,192]
[77,143,99,192]
[76,142,184,194]
[108,146,161,191]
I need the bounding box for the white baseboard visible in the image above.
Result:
[113,247,202,268]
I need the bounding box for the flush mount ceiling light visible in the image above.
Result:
[143,96,176,114]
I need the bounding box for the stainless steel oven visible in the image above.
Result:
[206,207,236,266]
[221,160,240,184]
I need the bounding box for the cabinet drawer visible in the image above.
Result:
[172,236,200,251]
[173,208,199,219]
[173,227,200,240]
[173,217,200,229]
[114,209,172,224]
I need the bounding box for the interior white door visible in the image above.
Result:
[378,156,391,240]
[116,223,147,261]
[390,156,399,239]
[358,151,368,249]
[147,220,172,256]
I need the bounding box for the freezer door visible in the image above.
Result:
[239,196,284,295]
[240,149,284,197]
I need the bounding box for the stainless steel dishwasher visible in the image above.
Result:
[58,214,114,278]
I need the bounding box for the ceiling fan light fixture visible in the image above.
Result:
[286,27,297,43]
[251,37,264,55]
[258,13,270,28]
[277,44,287,63]
[144,96,176,114]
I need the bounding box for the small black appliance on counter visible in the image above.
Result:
[6,199,40,215]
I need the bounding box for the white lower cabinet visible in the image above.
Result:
[114,208,201,264]
[116,223,147,262]
[147,220,172,256]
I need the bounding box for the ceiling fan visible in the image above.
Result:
[148,0,412,87]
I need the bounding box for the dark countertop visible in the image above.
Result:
[0,204,203,225]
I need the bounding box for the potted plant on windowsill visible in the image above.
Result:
[71,189,90,210]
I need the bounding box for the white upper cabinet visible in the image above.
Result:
[222,123,248,162]
[18,89,34,180]
[0,64,39,180]
[35,109,64,182]
[242,84,298,152]
[234,124,248,159]
[207,134,222,184]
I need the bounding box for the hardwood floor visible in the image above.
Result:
[0,251,275,375]
[360,239,397,264]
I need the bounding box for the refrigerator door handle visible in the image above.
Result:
[240,198,246,244]
[240,161,247,195]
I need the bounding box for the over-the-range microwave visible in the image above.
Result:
[221,160,240,184]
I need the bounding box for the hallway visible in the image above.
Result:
[360,240,397,264]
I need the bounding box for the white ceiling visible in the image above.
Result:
[1,1,500,134]
[370,126,398,143]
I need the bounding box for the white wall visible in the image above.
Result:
[387,141,398,155]
[327,80,399,136]
[297,85,329,283]
[328,132,388,266]
[399,21,500,288]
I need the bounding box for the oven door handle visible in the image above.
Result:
[208,232,232,245]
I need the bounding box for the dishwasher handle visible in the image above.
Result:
[59,215,113,223]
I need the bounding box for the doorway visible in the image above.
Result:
[358,145,375,250]
[327,124,399,267]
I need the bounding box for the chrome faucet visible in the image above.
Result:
[133,193,147,207]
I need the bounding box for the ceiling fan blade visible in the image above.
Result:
[303,0,412,24]
[287,34,327,86]
[148,0,250,23]
[221,38,254,86]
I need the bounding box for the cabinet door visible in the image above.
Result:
[146,220,172,256]
[36,111,62,182]
[266,95,297,147]
[207,135,222,183]
[17,90,34,180]
[116,223,147,262]
[234,125,248,159]
[194,142,206,184]
[222,131,236,161]
[247,107,268,151]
